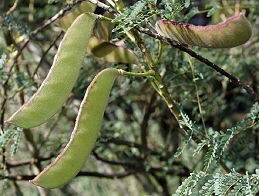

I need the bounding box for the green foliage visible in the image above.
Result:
[184,0,190,8]
[215,102,259,159]
[112,0,159,33]
[10,127,22,156]
[216,129,234,158]
[159,0,184,20]
[48,0,58,4]
[173,110,194,157]
[0,14,29,35]
[206,5,222,17]
[0,129,14,148]
[204,134,217,172]
[193,139,207,156]
[173,129,192,158]
[0,127,22,156]
[172,169,259,195]
[0,53,7,83]
[112,0,192,33]
[172,172,206,195]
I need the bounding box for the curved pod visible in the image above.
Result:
[155,13,252,48]
[5,13,97,128]
[30,68,118,189]
[55,2,97,32]
[87,36,140,64]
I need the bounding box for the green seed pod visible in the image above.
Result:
[55,2,96,32]
[94,11,114,41]
[5,13,97,128]
[30,68,118,189]
[87,36,140,64]
[155,13,252,48]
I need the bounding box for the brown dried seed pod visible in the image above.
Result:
[156,13,252,48]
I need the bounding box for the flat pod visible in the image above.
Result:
[55,2,97,32]
[30,68,118,189]
[87,36,140,64]
[94,11,115,41]
[155,13,252,48]
[5,13,97,128]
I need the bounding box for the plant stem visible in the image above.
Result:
[100,15,113,22]
[188,56,208,138]
[153,40,163,66]
[118,69,155,77]
[131,30,182,128]
[131,27,231,173]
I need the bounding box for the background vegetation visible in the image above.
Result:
[1,0,259,195]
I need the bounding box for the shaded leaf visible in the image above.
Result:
[94,12,115,41]
[207,5,221,17]
[55,2,96,31]
[87,36,139,64]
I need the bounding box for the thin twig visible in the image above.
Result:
[6,0,19,15]
[88,0,118,16]
[0,170,136,181]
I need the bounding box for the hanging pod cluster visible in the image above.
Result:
[5,13,119,188]
[155,13,252,48]
[6,6,253,191]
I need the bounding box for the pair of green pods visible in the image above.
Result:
[5,13,119,188]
